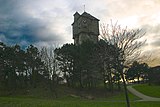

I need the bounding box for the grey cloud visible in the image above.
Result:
[151,39,160,47]
[0,0,70,47]
[138,24,160,60]
[1,0,160,51]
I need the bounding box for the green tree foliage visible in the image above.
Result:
[55,44,76,87]
[148,66,160,85]
[78,41,102,88]
[0,43,48,91]
[126,61,149,83]
[0,42,7,88]
[26,45,45,88]
[95,40,122,91]
[3,44,20,90]
[55,40,122,90]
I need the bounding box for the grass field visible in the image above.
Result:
[0,96,160,107]
[0,91,159,107]
[133,84,160,98]
[0,84,160,107]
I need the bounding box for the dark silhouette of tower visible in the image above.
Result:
[72,12,99,45]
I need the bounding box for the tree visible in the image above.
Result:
[101,22,146,107]
[136,62,149,83]
[0,42,60,95]
[55,44,76,87]
[40,46,60,98]
[95,40,121,91]
[148,66,160,85]
[55,41,104,89]
[0,43,28,90]
[78,41,102,88]
[40,47,57,80]
[0,42,6,88]
[3,45,18,90]
[12,44,26,88]
[126,61,149,83]
[26,45,44,88]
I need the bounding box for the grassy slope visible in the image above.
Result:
[133,84,160,98]
[0,85,159,107]
[0,91,158,107]
[0,95,160,107]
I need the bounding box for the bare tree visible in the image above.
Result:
[100,22,146,107]
[40,46,60,98]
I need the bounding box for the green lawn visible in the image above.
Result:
[0,92,159,107]
[0,96,160,107]
[133,84,160,98]
[0,85,160,107]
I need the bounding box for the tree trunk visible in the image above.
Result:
[137,75,140,84]
[103,78,107,89]
[121,73,130,107]
[118,80,121,90]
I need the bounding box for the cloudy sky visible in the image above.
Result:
[0,0,160,66]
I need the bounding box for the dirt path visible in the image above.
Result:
[127,85,160,101]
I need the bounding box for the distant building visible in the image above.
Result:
[72,12,99,45]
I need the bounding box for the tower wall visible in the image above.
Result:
[72,12,99,45]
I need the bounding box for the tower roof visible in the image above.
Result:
[72,11,99,25]
[81,12,99,21]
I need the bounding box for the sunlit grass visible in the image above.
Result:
[133,84,160,98]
